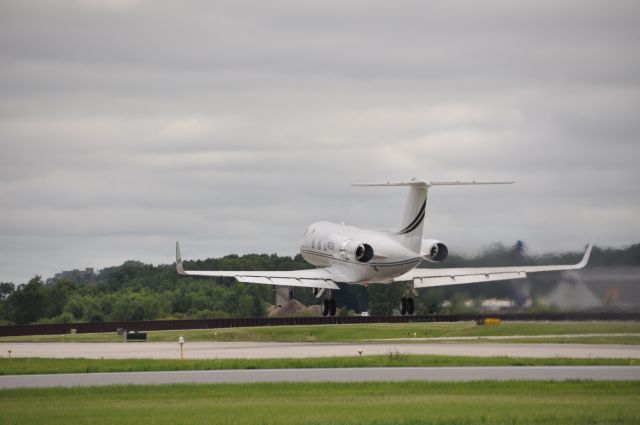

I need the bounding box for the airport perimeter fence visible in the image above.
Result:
[1,312,639,337]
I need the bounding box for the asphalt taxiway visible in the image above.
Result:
[1,366,639,389]
[1,341,639,359]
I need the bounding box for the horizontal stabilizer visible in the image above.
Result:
[352,179,514,187]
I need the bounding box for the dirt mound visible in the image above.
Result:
[268,299,318,317]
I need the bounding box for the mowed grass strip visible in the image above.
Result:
[2,355,638,375]
[2,321,639,343]
[1,381,639,425]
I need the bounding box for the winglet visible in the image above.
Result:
[176,241,186,275]
[576,242,594,269]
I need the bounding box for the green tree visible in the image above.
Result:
[54,311,76,323]
[110,294,145,321]
[419,288,445,314]
[46,280,75,318]
[0,282,14,322]
[63,297,86,321]
[0,282,14,301]
[236,286,267,318]
[368,283,402,316]
[81,296,105,322]
[8,276,46,324]
[237,294,254,317]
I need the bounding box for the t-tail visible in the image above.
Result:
[352,178,514,253]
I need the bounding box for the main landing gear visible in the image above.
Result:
[314,288,337,316]
[400,297,415,315]
[400,282,418,316]
[321,298,337,317]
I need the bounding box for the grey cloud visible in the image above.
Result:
[1,0,639,282]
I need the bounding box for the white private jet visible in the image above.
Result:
[176,179,592,316]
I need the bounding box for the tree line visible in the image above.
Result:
[0,243,638,325]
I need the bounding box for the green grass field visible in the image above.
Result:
[2,321,639,343]
[1,381,639,425]
[2,355,637,375]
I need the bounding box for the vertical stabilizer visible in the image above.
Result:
[394,184,429,252]
[352,179,430,253]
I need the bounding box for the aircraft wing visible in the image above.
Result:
[175,242,341,289]
[393,243,593,288]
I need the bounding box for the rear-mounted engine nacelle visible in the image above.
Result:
[339,239,374,263]
[421,239,448,262]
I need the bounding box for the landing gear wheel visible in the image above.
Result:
[321,299,330,316]
[407,298,415,315]
[400,297,407,315]
[329,299,337,316]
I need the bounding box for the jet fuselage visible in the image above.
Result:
[299,220,421,284]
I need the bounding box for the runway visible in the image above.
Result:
[2,366,639,389]
[1,341,639,359]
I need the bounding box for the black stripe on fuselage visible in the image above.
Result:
[396,200,426,235]
[300,248,420,268]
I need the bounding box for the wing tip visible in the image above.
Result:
[578,241,594,268]
[176,241,186,275]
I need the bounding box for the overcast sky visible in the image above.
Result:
[1,0,639,283]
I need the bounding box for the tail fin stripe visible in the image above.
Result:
[397,200,426,234]
[399,210,425,235]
